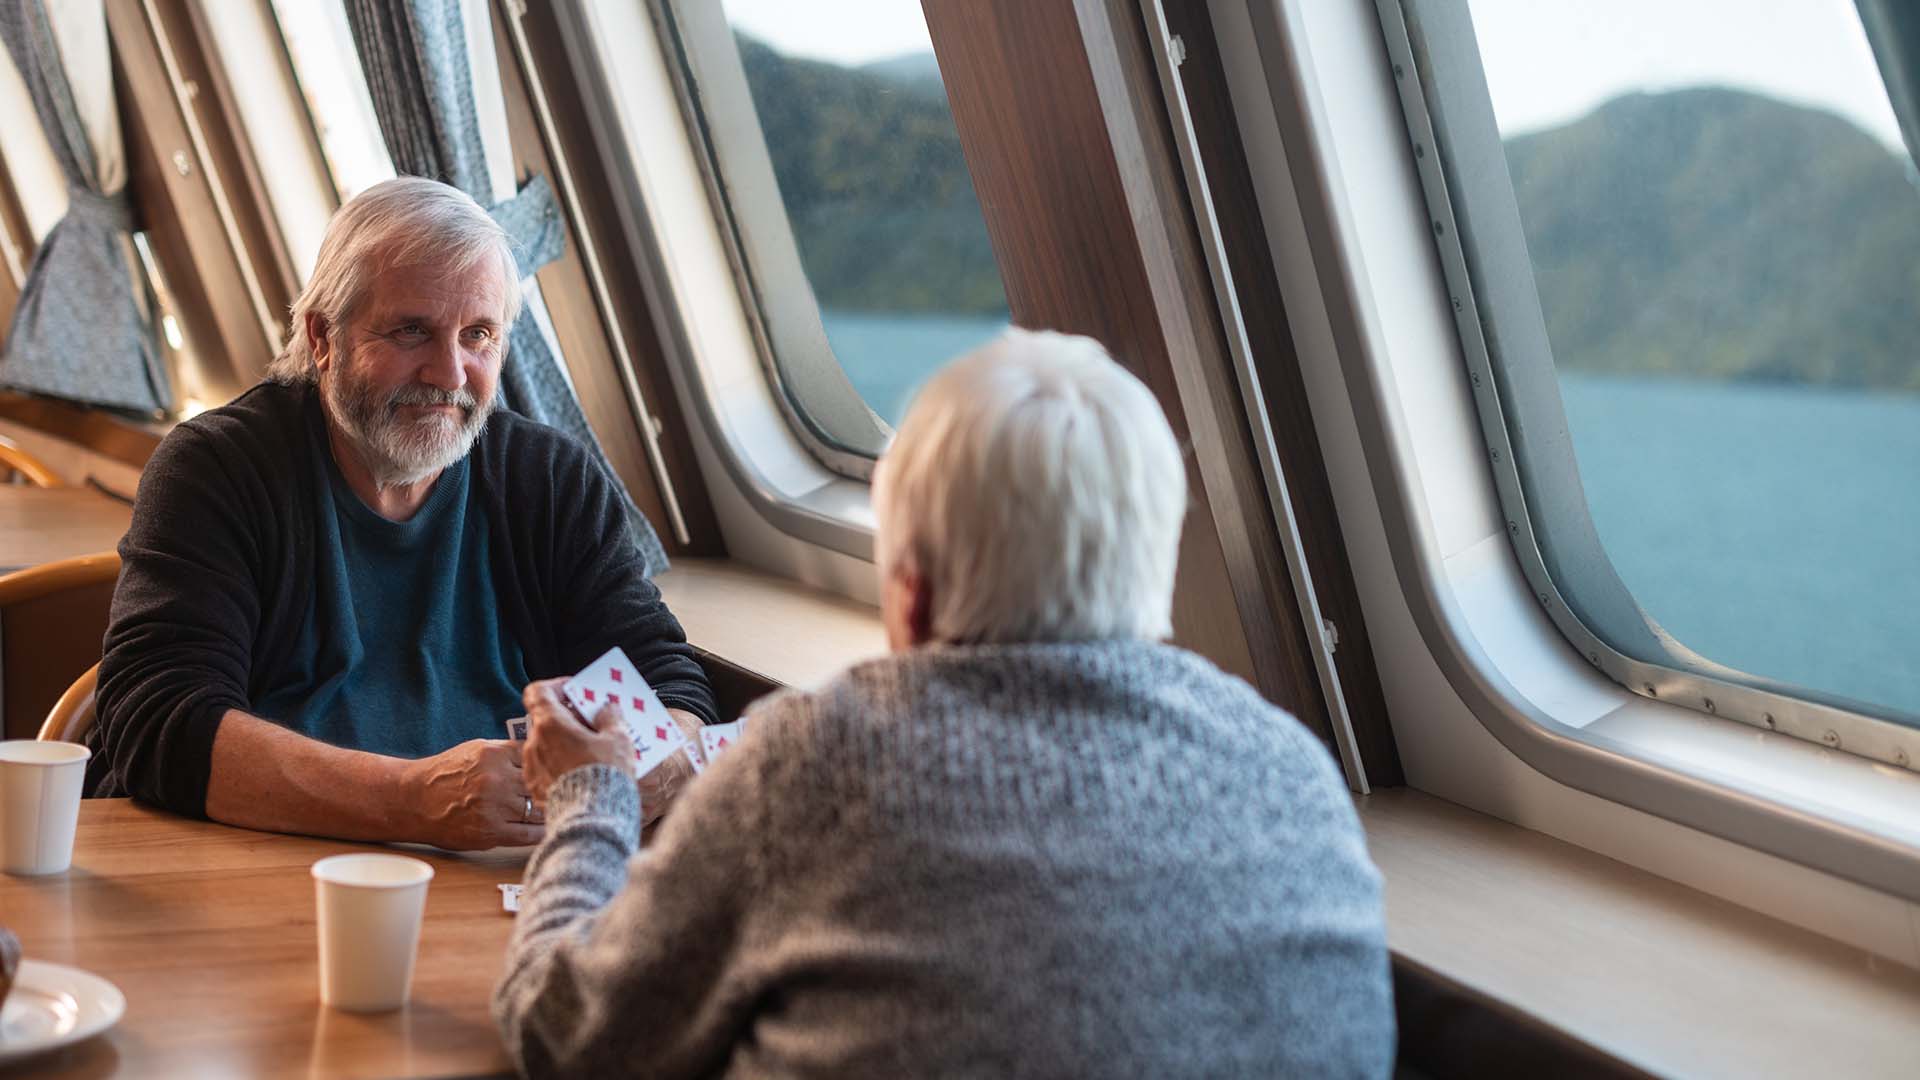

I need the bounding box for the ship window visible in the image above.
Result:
[656,0,1010,469]
[1393,0,1920,733]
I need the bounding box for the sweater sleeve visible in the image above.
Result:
[553,453,716,725]
[494,752,766,1077]
[92,427,260,816]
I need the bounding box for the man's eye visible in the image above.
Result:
[463,327,496,345]
[391,323,428,342]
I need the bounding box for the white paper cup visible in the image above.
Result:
[311,853,435,1012]
[0,739,91,876]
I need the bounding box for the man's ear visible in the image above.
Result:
[904,571,934,647]
[881,562,937,651]
[305,312,334,372]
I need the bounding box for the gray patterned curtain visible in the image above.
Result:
[341,0,668,575]
[1857,1,1920,175]
[0,0,169,414]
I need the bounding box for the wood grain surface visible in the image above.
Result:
[1362,788,1920,1077]
[1,800,528,1078]
[0,488,131,574]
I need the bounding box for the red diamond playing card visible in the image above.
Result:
[561,646,687,778]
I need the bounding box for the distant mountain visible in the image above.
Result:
[1506,87,1920,392]
[859,51,946,99]
[735,36,1007,317]
[735,37,1920,391]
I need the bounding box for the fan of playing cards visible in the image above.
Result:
[501,646,749,915]
[507,646,749,780]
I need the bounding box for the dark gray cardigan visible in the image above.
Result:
[88,380,714,815]
[495,640,1395,1078]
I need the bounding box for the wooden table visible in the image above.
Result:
[0,488,132,573]
[1,800,528,1077]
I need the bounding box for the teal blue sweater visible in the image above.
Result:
[91,380,715,814]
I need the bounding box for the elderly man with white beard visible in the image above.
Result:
[86,178,715,849]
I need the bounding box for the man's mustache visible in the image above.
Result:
[387,385,480,414]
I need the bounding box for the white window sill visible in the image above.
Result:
[654,556,887,691]
[1363,788,1920,1077]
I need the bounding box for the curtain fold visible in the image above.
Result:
[1857,1,1920,175]
[0,0,168,414]
[341,0,668,576]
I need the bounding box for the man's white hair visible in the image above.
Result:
[876,328,1188,644]
[266,177,523,384]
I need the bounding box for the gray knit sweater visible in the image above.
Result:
[493,640,1395,1078]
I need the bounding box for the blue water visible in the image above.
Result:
[1560,374,1920,719]
[822,310,1009,426]
[826,311,1920,720]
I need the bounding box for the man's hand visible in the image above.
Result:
[397,739,545,851]
[636,709,706,830]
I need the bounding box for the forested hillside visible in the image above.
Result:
[1505,87,1920,392]
[736,36,1007,317]
[740,38,1920,391]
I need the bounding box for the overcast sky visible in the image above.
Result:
[723,0,1904,150]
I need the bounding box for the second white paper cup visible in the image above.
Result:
[0,739,91,876]
[312,853,435,1012]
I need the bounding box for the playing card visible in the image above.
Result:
[563,646,687,778]
[504,717,529,741]
[499,883,523,913]
[701,719,748,764]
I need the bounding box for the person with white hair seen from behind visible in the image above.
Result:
[500,328,1396,1077]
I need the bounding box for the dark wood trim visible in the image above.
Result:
[0,151,30,332]
[110,0,277,406]
[0,392,163,471]
[921,0,1335,742]
[1163,0,1403,784]
[694,646,781,724]
[1391,953,1658,1079]
[499,0,724,557]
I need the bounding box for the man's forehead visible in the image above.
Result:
[359,256,507,322]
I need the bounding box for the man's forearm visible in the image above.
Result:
[204,710,417,842]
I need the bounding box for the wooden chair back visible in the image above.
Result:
[0,433,65,487]
[0,552,120,740]
[38,661,99,743]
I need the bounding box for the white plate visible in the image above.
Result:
[0,960,126,1065]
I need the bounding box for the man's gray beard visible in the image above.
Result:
[323,365,495,489]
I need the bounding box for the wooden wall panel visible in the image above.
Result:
[0,155,27,335]
[921,0,1337,740]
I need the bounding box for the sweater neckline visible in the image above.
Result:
[306,389,472,535]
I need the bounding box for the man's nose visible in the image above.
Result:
[418,337,467,391]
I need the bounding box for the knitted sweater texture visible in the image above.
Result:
[494,640,1395,1078]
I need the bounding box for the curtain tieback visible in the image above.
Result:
[487,175,565,280]
[63,186,134,234]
